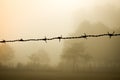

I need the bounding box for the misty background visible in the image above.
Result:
[0,0,120,80]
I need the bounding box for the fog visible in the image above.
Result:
[0,44,14,65]
[60,21,120,71]
[0,0,120,80]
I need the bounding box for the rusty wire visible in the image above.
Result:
[0,32,120,43]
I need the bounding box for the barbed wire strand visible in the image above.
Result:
[0,32,120,43]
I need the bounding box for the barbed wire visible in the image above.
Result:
[0,32,120,43]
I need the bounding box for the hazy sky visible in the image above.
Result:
[0,0,120,66]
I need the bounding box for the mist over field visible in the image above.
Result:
[0,0,120,80]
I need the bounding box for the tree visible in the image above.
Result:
[60,40,92,72]
[27,49,50,69]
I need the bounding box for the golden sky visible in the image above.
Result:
[1,0,120,39]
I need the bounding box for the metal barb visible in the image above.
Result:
[43,36,47,43]
[82,33,87,39]
[19,38,24,41]
[1,40,6,43]
[58,35,62,42]
[107,31,115,38]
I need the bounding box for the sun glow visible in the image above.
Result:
[1,0,96,39]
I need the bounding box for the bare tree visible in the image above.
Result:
[27,49,50,69]
[60,40,92,72]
